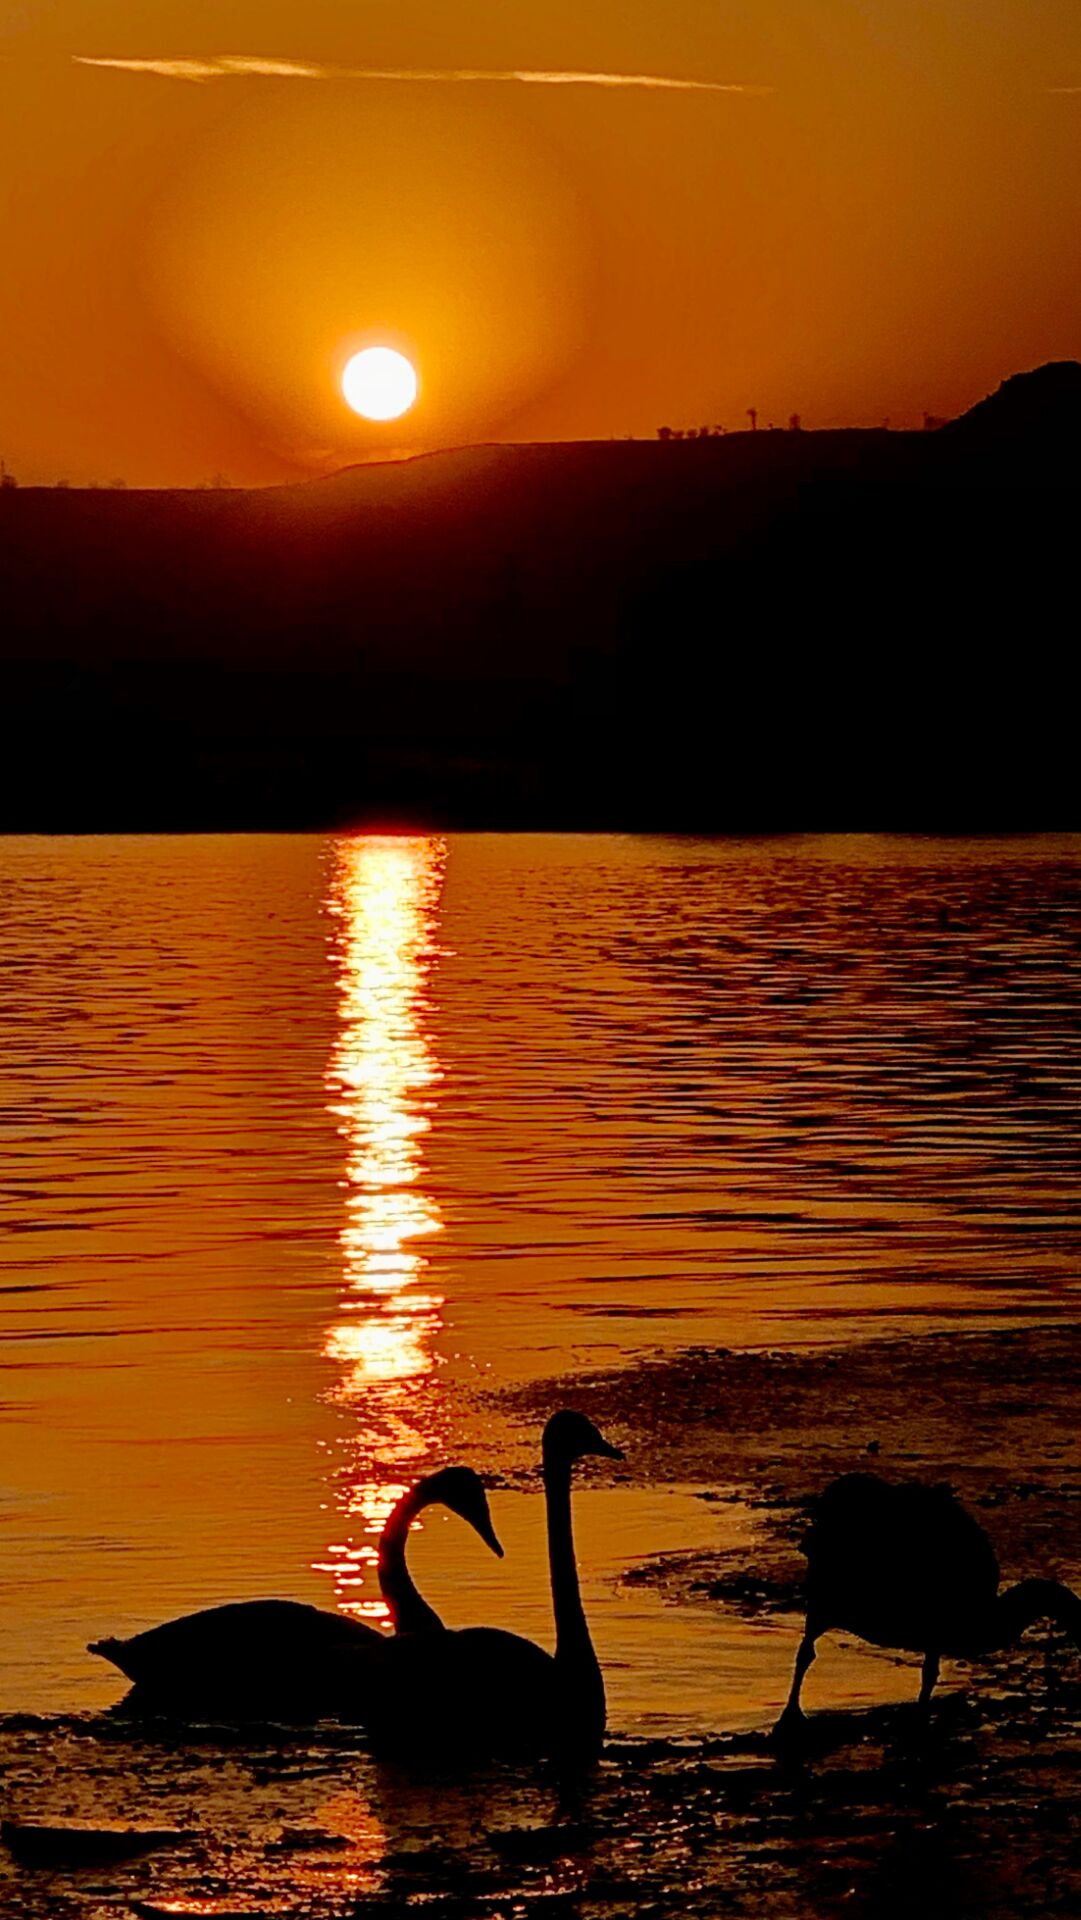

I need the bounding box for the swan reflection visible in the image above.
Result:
[316,836,446,1622]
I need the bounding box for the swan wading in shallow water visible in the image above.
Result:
[88,1467,502,1719]
[774,1472,1081,1739]
[352,1410,623,1763]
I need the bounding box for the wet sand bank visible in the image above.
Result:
[503,1321,1081,1620]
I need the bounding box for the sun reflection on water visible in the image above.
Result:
[315,836,446,1621]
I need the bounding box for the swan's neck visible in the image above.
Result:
[378,1487,442,1634]
[990,1578,1081,1650]
[545,1458,601,1695]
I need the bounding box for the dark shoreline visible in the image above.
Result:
[3,385,1079,833]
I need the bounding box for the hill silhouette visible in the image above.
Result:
[0,365,1077,829]
[943,361,1081,452]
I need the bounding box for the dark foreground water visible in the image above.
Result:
[1,833,1079,1741]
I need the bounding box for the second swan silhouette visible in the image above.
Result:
[775,1471,1081,1739]
[89,1466,502,1719]
[351,1410,623,1763]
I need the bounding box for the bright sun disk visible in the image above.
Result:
[342,347,418,421]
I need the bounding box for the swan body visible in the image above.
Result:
[354,1410,623,1763]
[88,1465,502,1719]
[353,1625,562,1761]
[775,1472,1081,1736]
[92,1598,376,1718]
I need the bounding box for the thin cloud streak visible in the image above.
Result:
[73,54,769,95]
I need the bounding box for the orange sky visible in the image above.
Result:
[2,1,1080,484]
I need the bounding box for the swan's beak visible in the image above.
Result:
[477,1513,505,1558]
[595,1439,624,1462]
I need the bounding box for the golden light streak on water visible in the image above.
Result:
[317,836,446,1620]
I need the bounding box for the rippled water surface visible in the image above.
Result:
[1,834,1079,1721]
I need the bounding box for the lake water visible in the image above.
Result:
[1,833,1079,1729]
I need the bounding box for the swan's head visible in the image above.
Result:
[543,1409,624,1469]
[419,1466,504,1558]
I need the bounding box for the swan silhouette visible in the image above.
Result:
[352,1410,623,1762]
[774,1472,1081,1738]
[88,1466,502,1718]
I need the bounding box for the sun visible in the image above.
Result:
[342,347,418,422]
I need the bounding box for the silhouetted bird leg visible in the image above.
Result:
[772,1625,819,1741]
[918,1650,940,1711]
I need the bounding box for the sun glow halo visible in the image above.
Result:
[342,346,418,421]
